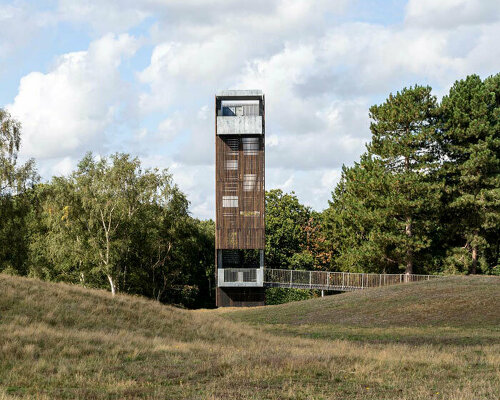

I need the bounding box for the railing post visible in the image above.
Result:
[342,272,345,288]
[379,274,382,287]
[309,271,312,288]
[361,273,364,288]
[289,270,292,288]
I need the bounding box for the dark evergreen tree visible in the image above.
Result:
[323,154,400,273]
[439,74,500,274]
[367,85,442,273]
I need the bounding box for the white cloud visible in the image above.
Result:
[51,156,75,177]
[8,33,139,160]
[55,0,350,37]
[138,34,249,112]
[157,115,182,142]
[405,0,500,28]
[170,162,214,219]
[57,0,149,33]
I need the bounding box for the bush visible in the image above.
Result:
[265,287,316,305]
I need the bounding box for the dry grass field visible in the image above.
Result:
[0,274,499,399]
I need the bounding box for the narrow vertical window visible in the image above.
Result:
[243,174,257,191]
[225,159,238,170]
[222,196,238,208]
[242,137,259,155]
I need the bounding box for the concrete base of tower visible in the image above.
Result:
[216,287,266,307]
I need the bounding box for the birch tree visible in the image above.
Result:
[0,109,37,274]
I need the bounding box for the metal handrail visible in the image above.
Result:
[263,269,441,291]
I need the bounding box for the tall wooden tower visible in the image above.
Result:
[215,90,265,307]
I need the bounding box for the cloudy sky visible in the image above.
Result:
[1,0,499,219]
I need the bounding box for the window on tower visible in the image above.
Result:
[225,159,238,170]
[242,137,259,155]
[225,138,239,154]
[243,174,257,191]
[222,196,238,208]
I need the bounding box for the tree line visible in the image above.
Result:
[0,73,498,307]
[267,74,500,276]
[0,121,215,307]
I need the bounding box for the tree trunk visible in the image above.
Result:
[405,216,413,274]
[107,275,116,296]
[470,246,478,275]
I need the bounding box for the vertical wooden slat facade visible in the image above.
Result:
[215,95,265,249]
[215,136,265,248]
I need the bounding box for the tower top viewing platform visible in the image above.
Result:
[216,89,264,100]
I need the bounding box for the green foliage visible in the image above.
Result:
[289,251,315,270]
[323,77,499,275]
[0,109,38,275]
[439,74,500,273]
[265,189,311,269]
[324,154,400,273]
[27,153,215,307]
[367,85,442,273]
[0,108,37,195]
[265,287,316,305]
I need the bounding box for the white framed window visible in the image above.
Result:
[225,159,238,170]
[243,174,257,191]
[222,196,238,208]
[242,137,259,155]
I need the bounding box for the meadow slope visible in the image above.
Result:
[1,274,499,399]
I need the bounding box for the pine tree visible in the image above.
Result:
[367,85,441,273]
[440,74,500,274]
[324,154,401,273]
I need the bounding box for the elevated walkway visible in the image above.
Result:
[218,267,441,291]
[264,269,440,291]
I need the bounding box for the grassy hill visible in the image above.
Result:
[1,274,499,399]
[226,276,500,325]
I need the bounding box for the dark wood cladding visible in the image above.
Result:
[215,96,265,250]
[216,287,265,307]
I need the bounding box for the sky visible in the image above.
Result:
[1,0,499,219]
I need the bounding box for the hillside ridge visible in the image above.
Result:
[226,276,500,327]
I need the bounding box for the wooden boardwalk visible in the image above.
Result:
[264,269,440,292]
